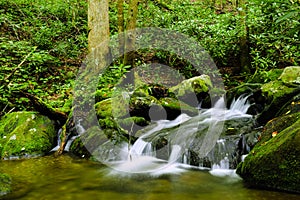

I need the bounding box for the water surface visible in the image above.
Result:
[0,155,299,200]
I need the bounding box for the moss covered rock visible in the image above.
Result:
[278,66,300,86]
[169,75,212,106]
[170,75,212,96]
[95,97,129,119]
[0,173,11,196]
[69,125,128,159]
[257,67,300,125]
[159,97,198,119]
[0,112,56,159]
[236,113,300,193]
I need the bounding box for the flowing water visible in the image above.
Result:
[97,95,253,174]
[0,154,299,200]
[1,95,299,199]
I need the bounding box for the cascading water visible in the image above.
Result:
[50,119,85,152]
[104,95,253,176]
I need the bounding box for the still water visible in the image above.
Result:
[0,154,299,200]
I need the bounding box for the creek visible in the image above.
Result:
[1,154,299,200]
[1,95,299,199]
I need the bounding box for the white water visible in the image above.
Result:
[107,95,252,175]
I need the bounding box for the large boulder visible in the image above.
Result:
[0,112,57,159]
[236,112,300,193]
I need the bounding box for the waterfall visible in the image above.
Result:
[50,128,62,152]
[107,95,253,175]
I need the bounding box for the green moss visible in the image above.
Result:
[237,114,300,193]
[279,66,300,86]
[95,97,129,119]
[70,125,128,159]
[261,80,295,100]
[169,75,212,97]
[0,173,11,196]
[0,112,56,159]
[159,97,198,117]
[117,117,149,127]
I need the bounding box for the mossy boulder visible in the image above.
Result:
[0,112,57,159]
[70,125,128,159]
[278,66,300,86]
[0,173,11,196]
[277,93,300,116]
[169,75,212,106]
[95,97,129,119]
[257,67,300,125]
[236,113,300,193]
[128,95,159,120]
[159,97,198,119]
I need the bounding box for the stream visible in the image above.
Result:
[0,154,299,200]
[1,96,300,199]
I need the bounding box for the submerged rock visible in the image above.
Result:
[0,173,11,196]
[0,112,57,159]
[236,112,300,193]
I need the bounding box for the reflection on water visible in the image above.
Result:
[0,155,299,200]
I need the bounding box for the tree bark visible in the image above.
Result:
[123,0,139,65]
[117,0,125,60]
[238,0,250,73]
[57,0,110,154]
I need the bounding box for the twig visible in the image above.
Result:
[4,46,37,82]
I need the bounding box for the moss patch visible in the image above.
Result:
[278,66,300,86]
[236,113,300,193]
[0,173,11,196]
[0,112,56,159]
[169,75,212,97]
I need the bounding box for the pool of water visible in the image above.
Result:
[0,154,299,200]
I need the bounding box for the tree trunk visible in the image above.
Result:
[57,0,110,154]
[238,0,250,73]
[117,0,125,60]
[88,0,110,52]
[123,0,139,66]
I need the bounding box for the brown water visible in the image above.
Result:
[0,154,299,200]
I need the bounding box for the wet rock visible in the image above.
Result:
[277,93,300,116]
[236,112,300,193]
[0,112,57,159]
[69,125,128,159]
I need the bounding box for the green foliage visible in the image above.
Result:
[96,64,131,101]
[0,0,87,116]
[2,0,299,117]
[247,0,300,76]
